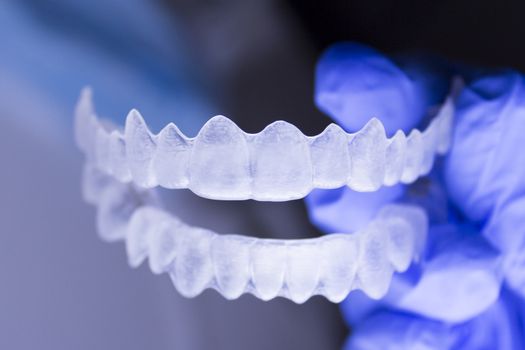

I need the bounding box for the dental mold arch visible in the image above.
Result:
[74,80,462,303]
[75,86,455,202]
[83,164,428,304]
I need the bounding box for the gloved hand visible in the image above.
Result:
[305,42,525,349]
[445,71,525,297]
[347,288,524,350]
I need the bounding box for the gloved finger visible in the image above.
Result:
[391,224,502,323]
[444,71,525,298]
[345,311,453,350]
[484,195,525,297]
[345,290,523,350]
[305,185,404,233]
[315,42,451,134]
[306,42,452,234]
[444,71,525,224]
[341,223,502,324]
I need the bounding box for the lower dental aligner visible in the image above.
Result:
[75,87,454,201]
[83,164,428,303]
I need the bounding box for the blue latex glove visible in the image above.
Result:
[346,287,524,350]
[444,71,525,297]
[314,43,450,134]
[305,42,525,348]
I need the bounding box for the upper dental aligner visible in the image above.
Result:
[75,87,454,201]
[83,165,428,304]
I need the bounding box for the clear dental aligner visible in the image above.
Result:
[75,87,455,201]
[82,164,428,304]
[74,84,459,303]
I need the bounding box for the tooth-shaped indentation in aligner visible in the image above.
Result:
[251,242,287,301]
[384,215,416,272]
[96,179,140,242]
[384,130,407,186]
[419,95,455,176]
[286,242,321,303]
[211,235,255,300]
[310,124,350,188]
[348,118,387,191]
[126,206,170,268]
[250,121,312,201]
[401,129,424,184]
[153,123,191,188]
[125,110,157,188]
[436,96,454,154]
[190,116,252,199]
[147,217,182,274]
[379,204,427,269]
[357,222,394,299]
[389,222,417,272]
[420,121,438,176]
[170,228,214,298]
[320,234,359,302]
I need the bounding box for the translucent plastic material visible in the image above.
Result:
[75,87,454,201]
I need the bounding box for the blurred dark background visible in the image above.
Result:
[1,1,524,349]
